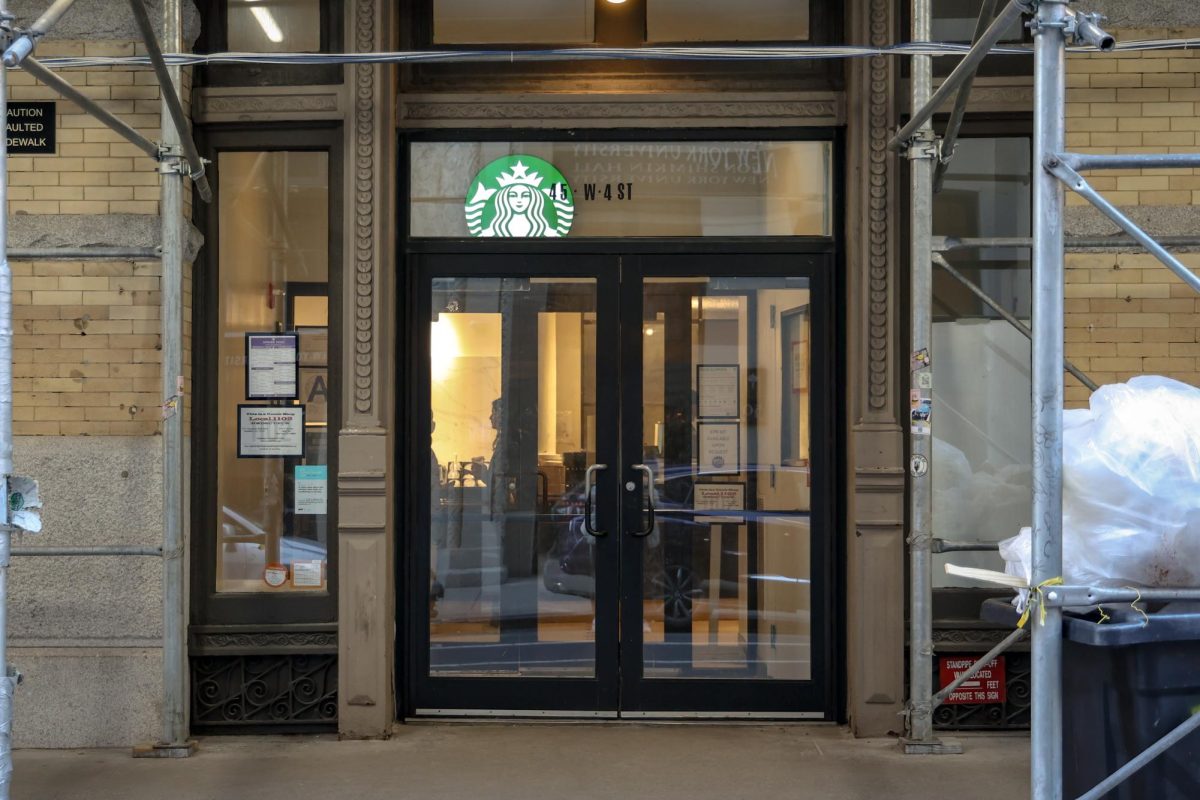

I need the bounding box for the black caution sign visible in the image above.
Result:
[7,101,55,155]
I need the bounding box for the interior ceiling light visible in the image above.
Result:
[605,0,628,4]
[248,4,285,43]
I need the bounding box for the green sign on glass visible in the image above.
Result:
[465,155,574,238]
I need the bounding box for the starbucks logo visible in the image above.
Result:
[465,155,574,238]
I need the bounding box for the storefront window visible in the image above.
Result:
[431,0,810,44]
[215,150,331,593]
[434,0,595,44]
[226,0,322,52]
[410,141,833,238]
[647,0,808,42]
[931,134,1032,587]
[931,0,1025,43]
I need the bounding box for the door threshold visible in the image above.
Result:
[409,709,828,722]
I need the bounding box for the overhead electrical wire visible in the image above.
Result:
[26,37,1200,69]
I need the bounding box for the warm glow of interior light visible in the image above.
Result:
[430,316,461,383]
[606,0,628,4]
[250,6,285,43]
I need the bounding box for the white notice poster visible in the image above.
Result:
[291,560,324,588]
[693,482,746,523]
[697,364,740,418]
[237,405,306,458]
[698,421,740,475]
[294,465,328,515]
[246,332,299,400]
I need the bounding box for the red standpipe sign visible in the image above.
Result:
[938,656,1007,705]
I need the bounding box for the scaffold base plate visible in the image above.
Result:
[131,740,197,759]
[901,737,964,755]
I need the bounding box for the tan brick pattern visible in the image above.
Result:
[1064,32,1200,408]
[12,261,167,435]
[1067,35,1200,209]
[7,42,177,215]
[7,40,193,436]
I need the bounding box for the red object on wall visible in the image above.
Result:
[938,656,1007,705]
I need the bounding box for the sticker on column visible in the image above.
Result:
[911,391,932,437]
[910,454,929,478]
[911,348,931,372]
[917,371,933,390]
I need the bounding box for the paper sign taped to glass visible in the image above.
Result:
[8,476,42,533]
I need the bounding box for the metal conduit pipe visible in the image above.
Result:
[11,546,161,557]
[8,248,160,260]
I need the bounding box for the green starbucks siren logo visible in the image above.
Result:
[465,155,574,238]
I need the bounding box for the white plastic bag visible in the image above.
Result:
[1000,375,1200,590]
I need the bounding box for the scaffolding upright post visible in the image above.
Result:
[903,0,948,753]
[1030,0,1068,797]
[150,0,192,758]
[0,1,12,794]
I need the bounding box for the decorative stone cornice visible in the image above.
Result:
[193,86,343,123]
[399,92,844,128]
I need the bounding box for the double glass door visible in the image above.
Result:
[413,253,833,717]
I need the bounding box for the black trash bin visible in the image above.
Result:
[981,598,1200,798]
[1062,603,1200,800]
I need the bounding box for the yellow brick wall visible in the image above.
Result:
[8,42,173,214]
[1064,30,1200,408]
[7,40,192,435]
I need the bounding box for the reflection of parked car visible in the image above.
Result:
[543,466,809,625]
[220,506,328,582]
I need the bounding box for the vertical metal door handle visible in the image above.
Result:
[630,464,656,538]
[584,463,608,536]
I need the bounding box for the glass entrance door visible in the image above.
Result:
[410,253,833,718]
[618,256,832,716]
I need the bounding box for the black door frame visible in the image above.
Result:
[403,248,837,718]
[398,127,845,720]
[407,254,623,714]
[618,253,836,716]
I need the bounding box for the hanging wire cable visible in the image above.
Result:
[23,37,1200,69]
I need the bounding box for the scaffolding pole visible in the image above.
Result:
[1030,4,1068,798]
[902,0,962,755]
[0,0,11,793]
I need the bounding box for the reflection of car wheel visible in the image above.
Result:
[653,564,696,625]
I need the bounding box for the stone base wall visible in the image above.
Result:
[9,436,163,748]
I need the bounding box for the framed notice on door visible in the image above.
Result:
[697,421,740,475]
[697,364,739,419]
[237,405,306,458]
[245,332,299,400]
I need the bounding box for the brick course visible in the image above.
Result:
[1064,29,1200,407]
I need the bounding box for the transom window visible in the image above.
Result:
[431,0,811,45]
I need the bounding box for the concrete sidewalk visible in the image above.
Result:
[13,724,1030,800]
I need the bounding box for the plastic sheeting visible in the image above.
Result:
[1002,376,1200,590]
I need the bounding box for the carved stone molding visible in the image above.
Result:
[399,92,844,128]
[351,3,380,419]
[194,87,343,123]
[865,0,893,415]
[191,625,338,655]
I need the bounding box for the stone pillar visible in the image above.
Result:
[844,0,906,736]
[337,0,397,737]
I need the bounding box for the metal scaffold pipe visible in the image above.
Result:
[903,0,946,754]
[0,0,77,67]
[127,0,212,203]
[155,0,190,755]
[889,0,1031,151]
[0,1,14,794]
[1030,1,1069,797]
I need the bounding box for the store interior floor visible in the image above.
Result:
[14,724,1030,800]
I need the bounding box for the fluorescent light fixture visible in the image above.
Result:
[250,6,285,43]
